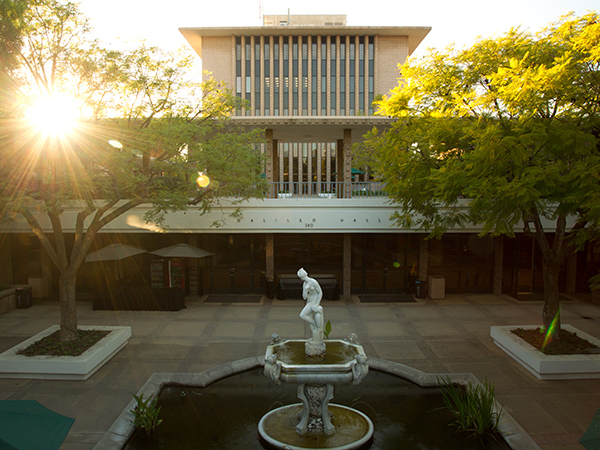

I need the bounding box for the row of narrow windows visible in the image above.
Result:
[235,35,375,117]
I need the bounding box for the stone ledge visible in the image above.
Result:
[0,325,131,380]
[490,324,600,380]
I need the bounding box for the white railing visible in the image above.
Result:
[268,181,387,199]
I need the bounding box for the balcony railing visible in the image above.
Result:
[268,181,387,199]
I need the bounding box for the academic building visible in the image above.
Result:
[1,14,596,306]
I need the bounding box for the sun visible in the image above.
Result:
[27,94,80,137]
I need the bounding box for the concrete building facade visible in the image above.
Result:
[1,15,594,305]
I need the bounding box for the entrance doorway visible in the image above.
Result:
[351,234,419,295]
[201,234,266,294]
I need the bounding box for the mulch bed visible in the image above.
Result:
[17,329,110,357]
[512,327,599,355]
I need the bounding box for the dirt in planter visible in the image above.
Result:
[17,329,110,357]
[512,327,599,355]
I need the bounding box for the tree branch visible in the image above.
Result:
[18,208,60,268]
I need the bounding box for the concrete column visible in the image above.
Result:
[288,35,293,115]
[343,233,351,298]
[265,129,278,197]
[250,36,255,114]
[336,35,341,116]
[188,235,199,296]
[260,35,265,116]
[418,236,428,282]
[493,236,504,295]
[0,238,12,285]
[298,35,303,115]
[343,129,352,198]
[266,233,274,282]
[326,35,331,115]
[336,139,343,198]
[317,35,322,115]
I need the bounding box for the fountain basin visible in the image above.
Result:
[114,364,520,450]
[264,338,368,385]
[259,403,374,450]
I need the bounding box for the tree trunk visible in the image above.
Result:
[59,271,79,342]
[542,258,562,339]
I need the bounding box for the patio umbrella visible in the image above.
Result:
[85,244,147,262]
[581,409,600,450]
[149,243,213,259]
[0,400,75,450]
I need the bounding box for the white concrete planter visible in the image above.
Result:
[318,193,335,199]
[0,325,131,380]
[277,193,293,198]
[490,324,600,380]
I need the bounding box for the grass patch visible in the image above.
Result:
[512,327,599,355]
[17,329,110,357]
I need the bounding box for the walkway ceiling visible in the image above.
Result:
[230,116,396,144]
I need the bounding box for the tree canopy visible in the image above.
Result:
[0,0,267,341]
[358,13,600,333]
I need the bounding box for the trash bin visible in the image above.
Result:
[428,276,445,299]
[16,286,33,309]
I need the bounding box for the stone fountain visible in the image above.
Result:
[259,268,374,450]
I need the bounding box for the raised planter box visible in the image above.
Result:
[0,325,131,380]
[490,324,600,380]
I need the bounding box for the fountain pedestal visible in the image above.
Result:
[260,335,373,450]
[297,383,335,435]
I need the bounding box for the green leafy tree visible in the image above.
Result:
[0,0,267,342]
[359,13,600,337]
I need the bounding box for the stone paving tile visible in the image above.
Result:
[410,320,463,337]
[210,321,258,339]
[502,395,568,435]
[158,320,209,337]
[355,305,397,320]
[0,294,599,450]
[220,305,264,320]
[397,305,444,320]
[263,320,305,339]
[363,321,412,338]
[438,305,491,321]
[426,338,489,359]
[370,340,426,360]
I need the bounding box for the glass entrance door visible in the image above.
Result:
[351,234,418,294]
[205,234,265,294]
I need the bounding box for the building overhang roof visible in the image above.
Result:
[180,25,431,57]
[229,116,396,143]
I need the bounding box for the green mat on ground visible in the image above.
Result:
[0,400,75,450]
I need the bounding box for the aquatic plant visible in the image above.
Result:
[437,376,502,439]
[130,393,163,436]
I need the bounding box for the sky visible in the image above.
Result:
[77,0,598,60]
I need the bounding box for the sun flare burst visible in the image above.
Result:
[26,94,80,137]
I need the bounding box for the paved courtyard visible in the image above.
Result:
[0,293,599,449]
